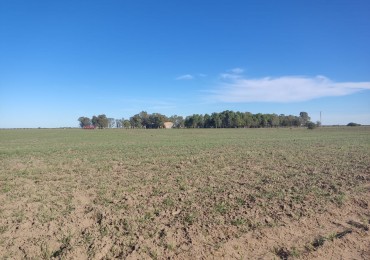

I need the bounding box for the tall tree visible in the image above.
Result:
[211,112,221,128]
[92,114,109,129]
[299,112,311,126]
[269,114,280,127]
[148,113,166,128]
[91,116,99,128]
[139,111,150,128]
[184,116,195,128]
[130,114,142,128]
[78,117,91,128]
[169,115,184,128]
[123,120,131,128]
[80,111,309,129]
[244,112,253,128]
[204,114,212,128]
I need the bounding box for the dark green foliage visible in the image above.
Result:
[123,120,131,128]
[347,122,361,126]
[184,111,305,128]
[299,111,311,126]
[129,113,142,128]
[169,115,184,128]
[78,117,92,128]
[91,114,109,129]
[129,111,168,128]
[148,113,167,128]
[307,122,317,129]
[79,111,311,129]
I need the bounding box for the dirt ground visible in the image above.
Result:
[213,191,370,259]
[1,188,369,259]
[0,128,369,259]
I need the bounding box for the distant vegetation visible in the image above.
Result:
[307,121,317,130]
[347,122,361,127]
[79,111,318,129]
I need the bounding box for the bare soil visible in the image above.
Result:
[0,128,369,259]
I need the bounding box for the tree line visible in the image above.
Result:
[79,111,316,129]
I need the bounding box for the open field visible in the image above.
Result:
[0,127,369,259]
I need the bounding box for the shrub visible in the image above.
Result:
[307,122,316,129]
[347,122,361,127]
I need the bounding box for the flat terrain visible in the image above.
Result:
[0,127,369,259]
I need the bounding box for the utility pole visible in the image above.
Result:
[320,111,322,126]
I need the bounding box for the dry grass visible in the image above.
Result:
[0,127,369,259]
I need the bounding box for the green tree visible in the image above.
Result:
[234,112,244,128]
[123,120,131,128]
[307,121,317,129]
[139,111,150,128]
[97,114,109,129]
[204,114,212,128]
[269,114,280,127]
[347,122,361,126]
[91,116,99,128]
[244,112,253,128]
[194,114,204,128]
[148,113,167,128]
[91,114,109,129]
[78,117,91,128]
[299,112,311,126]
[169,115,184,128]
[221,110,234,128]
[130,114,142,128]
[211,112,221,128]
[184,114,203,128]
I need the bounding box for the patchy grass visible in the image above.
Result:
[0,127,369,258]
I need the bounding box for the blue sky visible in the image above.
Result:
[1,0,369,128]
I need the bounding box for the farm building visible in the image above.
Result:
[163,122,174,129]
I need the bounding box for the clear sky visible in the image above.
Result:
[1,0,370,128]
